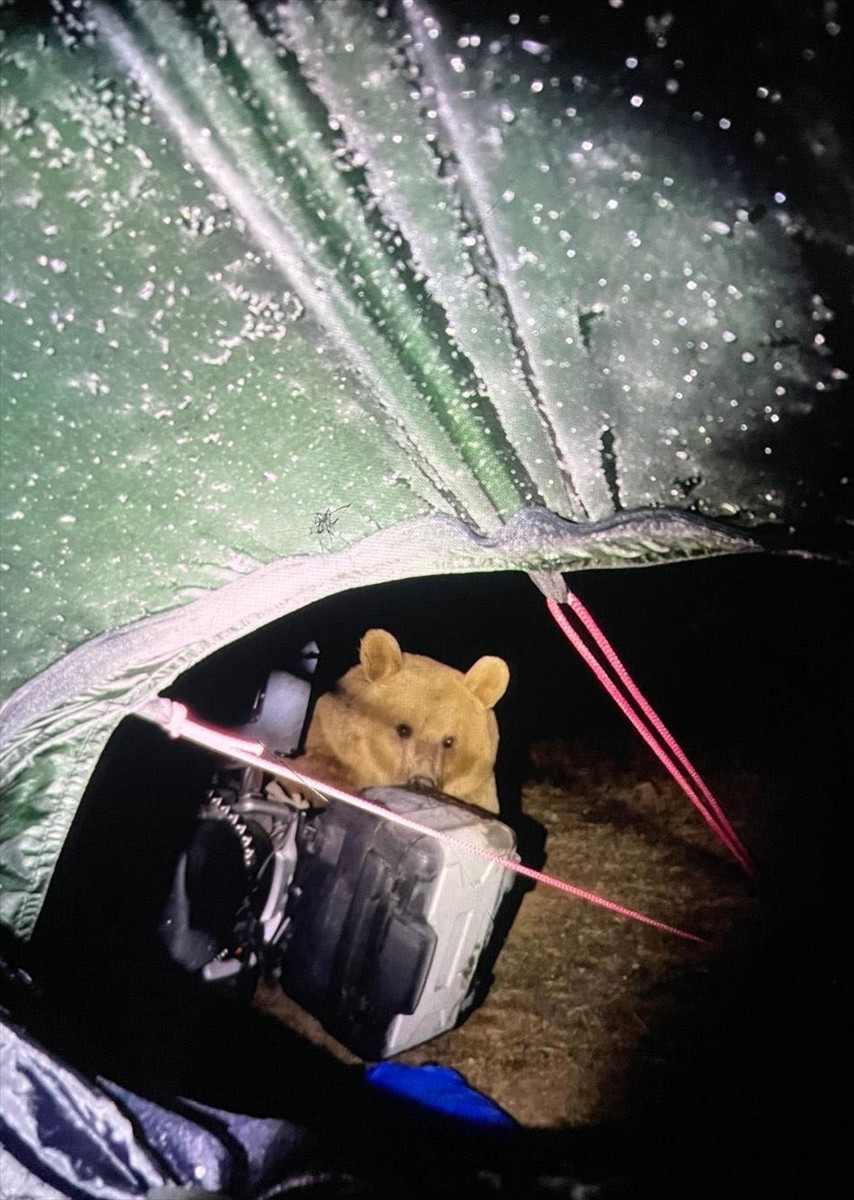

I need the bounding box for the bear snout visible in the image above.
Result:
[407,774,437,792]
[399,738,446,794]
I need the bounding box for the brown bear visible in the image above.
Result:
[295,629,510,813]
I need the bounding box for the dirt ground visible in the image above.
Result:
[257,734,764,1129]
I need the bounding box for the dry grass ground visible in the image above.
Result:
[397,738,763,1127]
[258,735,765,1128]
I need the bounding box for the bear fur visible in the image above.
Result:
[297,629,510,813]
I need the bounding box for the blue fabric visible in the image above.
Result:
[0,1002,515,1200]
[366,1063,516,1129]
[0,1008,306,1200]
[0,1014,174,1199]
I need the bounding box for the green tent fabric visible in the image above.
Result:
[0,1,849,936]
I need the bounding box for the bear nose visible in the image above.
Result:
[407,775,436,792]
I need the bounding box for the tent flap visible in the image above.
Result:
[1,0,843,698]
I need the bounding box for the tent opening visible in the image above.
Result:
[12,555,850,1140]
[20,570,558,1110]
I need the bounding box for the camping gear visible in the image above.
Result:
[272,786,517,1059]
[158,667,520,1060]
[158,666,518,1059]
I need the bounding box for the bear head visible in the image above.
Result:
[302,629,510,812]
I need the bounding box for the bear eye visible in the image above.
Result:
[442,735,455,749]
[396,723,412,739]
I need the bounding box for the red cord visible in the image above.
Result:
[547,594,755,878]
[138,698,707,943]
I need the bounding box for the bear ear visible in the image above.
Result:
[360,629,404,682]
[463,656,510,709]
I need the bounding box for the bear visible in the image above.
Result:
[295,629,510,813]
